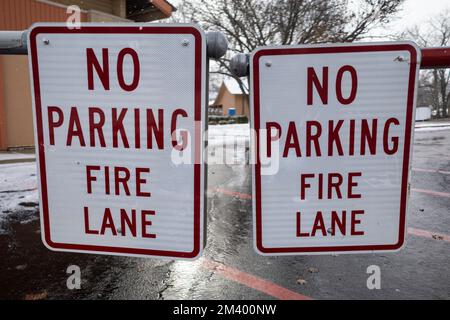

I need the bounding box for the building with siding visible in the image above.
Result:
[0,0,175,150]
[212,78,250,118]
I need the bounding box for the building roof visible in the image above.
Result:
[127,0,176,21]
[224,77,249,95]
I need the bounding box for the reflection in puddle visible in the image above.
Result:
[161,258,204,299]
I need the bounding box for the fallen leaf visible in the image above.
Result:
[308,267,319,273]
[15,264,27,271]
[25,291,48,300]
[432,234,443,240]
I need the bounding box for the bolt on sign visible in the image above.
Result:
[28,24,206,259]
[251,42,421,255]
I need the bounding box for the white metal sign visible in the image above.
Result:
[251,42,421,255]
[28,24,206,259]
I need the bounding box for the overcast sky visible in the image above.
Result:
[365,0,450,38]
[169,0,450,38]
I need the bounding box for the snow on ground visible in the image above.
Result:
[415,125,450,132]
[0,163,39,233]
[207,123,250,165]
[414,121,450,132]
[0,151,35,162]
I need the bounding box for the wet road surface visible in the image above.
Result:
[0,126,449,300]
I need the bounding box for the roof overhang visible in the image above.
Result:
[127,0,176,22]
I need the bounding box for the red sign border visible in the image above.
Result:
[29,25,203,259]
[252,44,418,254]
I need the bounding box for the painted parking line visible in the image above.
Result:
[408,227,450,242]
[411,188,450,198]
[202,258,312,300]
[413,168,450,175]
[209,188,252,200]
[211,188,450,243]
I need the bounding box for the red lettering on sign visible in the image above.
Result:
[328,173,343,199]
[84,206,99,235]
[86,48,140,91]
[348,172,362,199]
[306,121,322,157]
[104,166,110,195]
[112,108,130,148]
[300,173,314,200]
[83,206,156,239]
[120,208,137,237]
[328,120,344,156]
[117,48,140,92]
[361,119,378,155]
[383,118,400,155]
[300,172,362,200]
[266,122,281,157]
[88,107,106,147]
[349,119,356,156]
[307,67,328,105]
[136,167,151,197]
[351,210,365,235]
[86,48,110,91]
[311,211,326,236]
[307,65,357,106]
[171,109,188,151]
[47,106,63,145]
[296,211,310,237]
[336,65,357,105]
[100,207,117,236]
[67,107,86,146]
[134,109,141,149]
[147,109,164,149]
[283,121,302,157]
[296,209,365,238]
[86,165,100,194]
[142,210,156,238]
[114,166,131,196]
[330,210,346,236]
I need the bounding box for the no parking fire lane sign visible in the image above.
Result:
[251,42,421,255]
[28,24,206,259]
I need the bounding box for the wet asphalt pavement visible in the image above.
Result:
[0,126,449,300]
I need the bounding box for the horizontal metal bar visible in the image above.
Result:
[0,30,28,55]
[420,47,450,69]
[0,29,449,70]
[0,29,229,59]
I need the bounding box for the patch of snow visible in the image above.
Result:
[415,126,450,132]
[0,151,35,162]
[223,77,249,95]
[207,123,250,165]
[0,163,39,233]
[415,121,450,128]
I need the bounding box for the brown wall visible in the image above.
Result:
[0,0,88,150]
[0,0,172,150]
[0,60,7,150]
[0,0,88,31]
[0,56,34,148]
[0,0,132,150]
[214,84,250,117]
[51,0,115,14]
